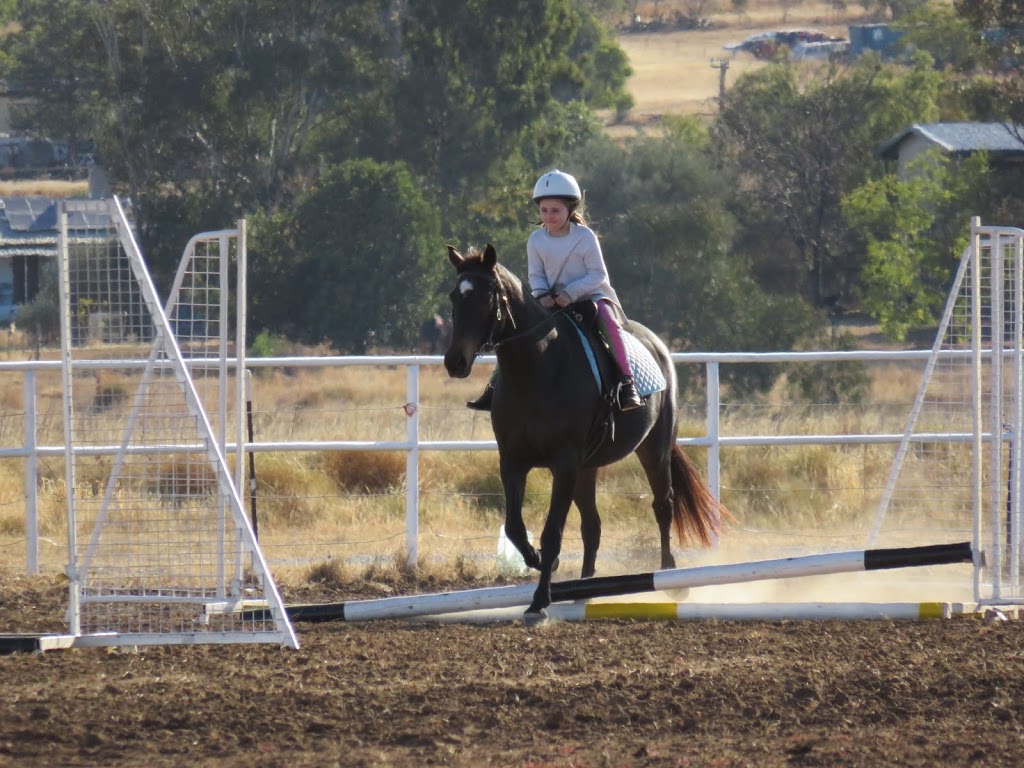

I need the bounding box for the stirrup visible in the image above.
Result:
[616,377,643,412]
[466,384,494,412]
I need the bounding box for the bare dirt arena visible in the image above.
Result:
[2,569,1024,768]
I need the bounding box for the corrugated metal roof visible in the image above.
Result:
[0,197,116,249]
[878,122,1024,159]
[916,122,1024,152]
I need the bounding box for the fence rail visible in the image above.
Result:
[0,348,970,572]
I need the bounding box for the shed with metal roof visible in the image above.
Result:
[0,197,117,311]
[876,122,1024,177]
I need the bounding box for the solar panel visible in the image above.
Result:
[0,197,114,231]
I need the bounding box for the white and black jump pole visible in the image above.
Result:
[244,541,974,623]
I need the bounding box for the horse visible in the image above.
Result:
[418,313,452,354]
[443,243,727,621]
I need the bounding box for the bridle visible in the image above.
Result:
[466,271,565,352]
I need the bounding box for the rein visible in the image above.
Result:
[488,291,566,351]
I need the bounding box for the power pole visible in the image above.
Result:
[709,58,730,109]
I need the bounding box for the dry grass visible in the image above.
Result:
[0,179,88,198]
[610,0,878,132]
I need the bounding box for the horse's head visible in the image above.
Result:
[444,243,504,378]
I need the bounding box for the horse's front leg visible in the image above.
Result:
[526,465,577,620]
[500,458,540,571]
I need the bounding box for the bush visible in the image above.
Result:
[786,333,871,405]
[323,450,406,493]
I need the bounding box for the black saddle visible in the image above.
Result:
[565,299,599,333]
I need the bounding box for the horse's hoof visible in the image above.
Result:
[523,608,548,627]
[529,553,559,572]
[663,587,690,601]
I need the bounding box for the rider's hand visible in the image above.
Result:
[539,295,556,309]
[555,292,572,308]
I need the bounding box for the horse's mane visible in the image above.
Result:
[464,246,527,303]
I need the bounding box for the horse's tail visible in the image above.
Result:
[669,444,731,548]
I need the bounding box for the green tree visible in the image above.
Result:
[3,0,394,210]
[841,153,983,339]
[0,0,109,166]
[389,0,631,193]
[259,159,445,354]
[714,54,944,307]
[896,4,989,73]
[955,0,1024,135]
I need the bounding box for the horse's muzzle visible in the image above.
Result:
[444,347,474,378]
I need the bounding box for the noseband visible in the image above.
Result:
[474,273,564,352]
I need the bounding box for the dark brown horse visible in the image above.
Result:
[443,244,727,621]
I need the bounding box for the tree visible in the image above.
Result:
[896,5,989,73]
[841,153,987,339]
[388,0,631,193]
[2,0,396,210]
[955,0,1024,138]
[0,0,110,166]
[254,159,445,354]
[714,55,944,307]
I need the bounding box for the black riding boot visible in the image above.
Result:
[617,376,643,411]
[466,383,494,411]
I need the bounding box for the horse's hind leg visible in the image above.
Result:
[635,442,677,570]
[573,468,601,579]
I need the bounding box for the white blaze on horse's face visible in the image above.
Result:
[458,278,474,297]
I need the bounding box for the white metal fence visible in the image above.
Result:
[0,348,958,574]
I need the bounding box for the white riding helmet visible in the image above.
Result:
[532,169,581,204]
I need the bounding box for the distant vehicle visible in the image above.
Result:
[723,29,847,60]
[848,23,905,59]
[790,40,850,61]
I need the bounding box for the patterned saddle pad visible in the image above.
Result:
[571,324,667,397]
[623,330,667,396]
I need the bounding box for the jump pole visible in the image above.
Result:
[245,541,973,623]
[546,601,958,622]
[418,601,963,623]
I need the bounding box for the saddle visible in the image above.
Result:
[562,300,667,461]
[563,300,666,400]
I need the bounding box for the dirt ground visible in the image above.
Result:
[2,569,1024,768]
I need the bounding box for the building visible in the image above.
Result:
[0,197,117,322]
[876,122,1024,177]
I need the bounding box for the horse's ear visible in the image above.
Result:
[483,243,497,268]
[447,245,463,269]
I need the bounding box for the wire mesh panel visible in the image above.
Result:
[870,219,1024,604]
[166,226,246,491]
[57,198,296,648]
